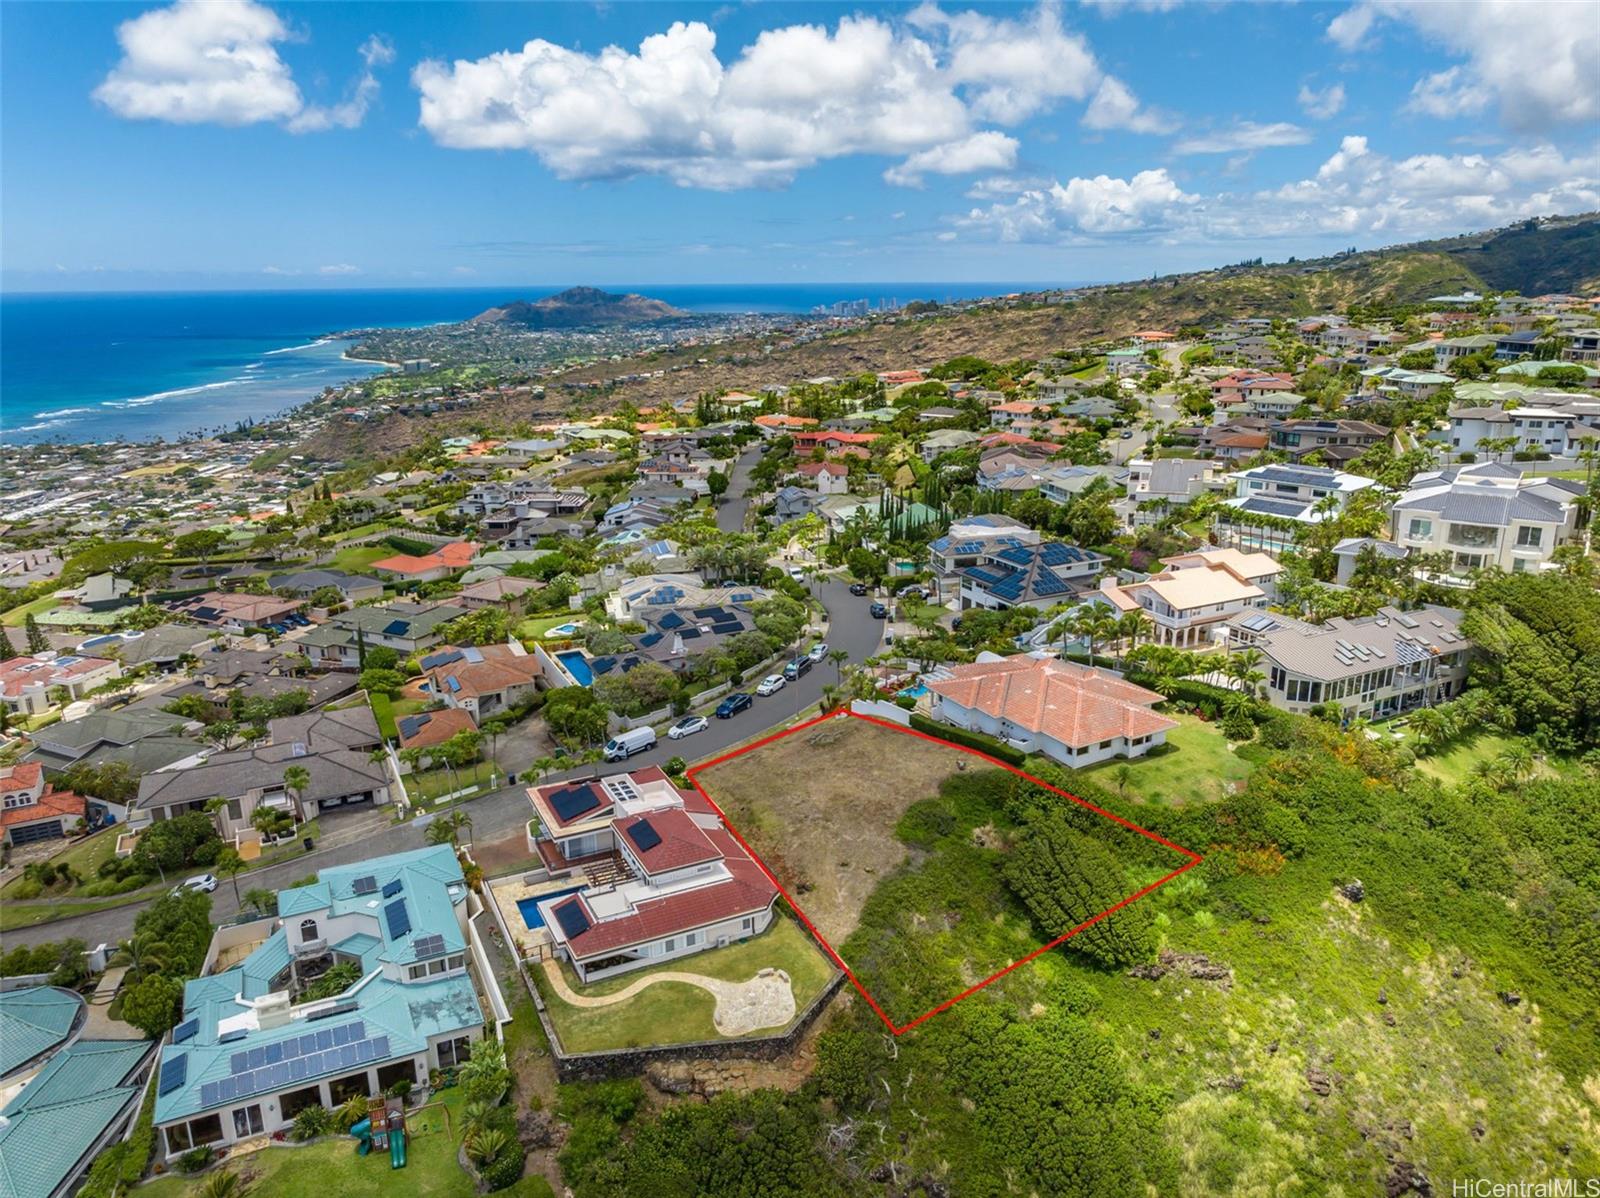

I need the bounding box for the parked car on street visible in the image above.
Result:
[848,582,869,596]
[603,726,657,762]
[870,602,888,619]
[716,693,753,718]
[783,657,812,680]
[756,674,787,696]
[667,715,708,740]
[807,642,829,662]
[173,873,218,897]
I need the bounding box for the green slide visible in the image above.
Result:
[389,1126,406,1169]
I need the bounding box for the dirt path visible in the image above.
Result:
[539,959,795,1036]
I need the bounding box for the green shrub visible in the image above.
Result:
[10,878,42,899]
[908,713,1026,765]
[177,1146,214,1174]
[480,1143,527,1191]
[1220,709,1255,741]
[292,1105,334,1140]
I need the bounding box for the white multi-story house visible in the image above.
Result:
[0,652,122,716]
[1445,400,1600,458]
[924,654,1177,768]
[525,767,781,983]
[1389,462,1584,576]
[1224,464,1377,522]
[1094,552,1273,648]
[958,542,1108,612]
[927,515,1040,577]
[1226,604,1473,721]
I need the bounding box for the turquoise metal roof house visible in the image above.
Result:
[0,988,83,1080]
[150,845,495,1158]
[0,1039,153,1198]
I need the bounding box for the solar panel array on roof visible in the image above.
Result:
[381,879,402,899]
[204,1026,388,1107]
[445,676,461,693]
[638,632,664,648]
[552,898,591,939]
[657,612,684,630]
[420,649,463,670]
[625,818,663,853]
[413,934,445,959]
[382,620,410,637]
[384,899,411,940]
[352,875,378,895]
[218,1029,247,1044]
[1238,613,1277,632]
[397,714,431,739]
[1237,496,1309,518]
[710,621,743,636]
[173,1018,199,1044]
[693,606,721,619]
[159,1054,187,1095]
[461,647,484,663]
[729,592,752,603]
[546,783,602,823]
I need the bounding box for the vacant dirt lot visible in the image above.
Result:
[693,716,968,945]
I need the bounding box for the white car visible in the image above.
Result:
[807,642,829,662]
[788,566,807,581]
[756,674,787,696]
[173,873,218,896]
[667,715,708,740]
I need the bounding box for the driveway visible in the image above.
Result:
[714,445,762,533]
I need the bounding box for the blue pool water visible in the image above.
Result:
[555,651,594,686]
[516,887,587,930]
[898,684,929,699]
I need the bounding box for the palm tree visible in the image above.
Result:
[282,765,311,823]
[426,808,473,847]
[216,847,246,908]
[827,648,849,686]
[1498,744,1535,782]
[119,932,171,978]
[199,1170,245,1198]
[243,887,277,916]
[1115,611,1147,664]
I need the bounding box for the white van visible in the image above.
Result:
[603,726,658,761]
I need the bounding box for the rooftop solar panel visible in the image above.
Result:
[625,818,663,853]
[159,1054,187,1096]
[382,620,410,637]
[382,879,402,899]
[547,784,603,822]
[397,714,431,739]
[420,649,463,670]
[384,898,411,940]
[413,934,445,958]
[552,898,591,940]
[201,1082,219,1107]
[173,1018,198,1044]
[352,875,378,895]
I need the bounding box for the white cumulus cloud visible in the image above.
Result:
[412,4,1169,189]
[1082,76,1178,134]
[93,0,390,133]
[962,168,1196,239]
[884,131,1018,187]
[1327,1,1600,130]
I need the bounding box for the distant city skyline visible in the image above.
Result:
[3,0,1596,292]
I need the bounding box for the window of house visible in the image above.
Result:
[447,955,464,971]
[437,1036,472,1068]
[685,931,699,948]
[408,964,428,981]
[1407,518,1432,540]
[1516,526,1542,548]
[227,800,243,821]
[299,919,318,943]
[171,1114,223,1152]
[428,959,446,975]
[741,917,755,932]
[233,1106,265,1139]
[664,938,676,953]
[1098,739,1112,749]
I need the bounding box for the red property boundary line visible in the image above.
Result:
[684,708,1204,1035]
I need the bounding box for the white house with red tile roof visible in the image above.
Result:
[525,766,780,982]
[925,655,1176,768]
[752,413,817,439]
[792,461,850,494]
[0,653,122,716]
[0,762,88,847]
[370,541,478,583]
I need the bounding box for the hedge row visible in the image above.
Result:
[908,713,1027,765]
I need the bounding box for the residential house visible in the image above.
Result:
[1445,397,1600,457]
[791,430,879,458]
[22,708,206,778]
[1563,328,1600,363]
[989,401,1052,427]
[369,541,478,585]
[1119,458,1222,528]
[134,706,389,833]
[605,575,768,622]
[1389,462,1584,576]
[1227,604,1472,720]
[524,766,780,983]
[1430,333,1498,367]
[959,542,1108,611]
[455,575,542,613]
[295,602,467,671]
[0,653,121,717]
[396,707,479,757]
[268,569,384,606]
[0,1033,154,1198]
[752,414,818,439]
[151,846,501,1158]
[1210,371,1296,412]
[167,592,304,633]
[1094,553,1271,648]
[928,515,1041,577]
[1359,366,1452,399]
[1332,537,1410,586]
[1224,464,1378,523]
[978,452,1049,493]
[1039,464,1119,506]
[924,655,1177,768]
[1268,418,1388,464]
[1493,330,1542,360]
[419,643,543,719]
[0,762,89,847]
[792,461,851,494]
[771,486,820,524]
[1159,547,1284,599]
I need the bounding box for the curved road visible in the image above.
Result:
[6,451,882,949]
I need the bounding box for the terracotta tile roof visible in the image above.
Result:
[423,644,541,700]
[616,808,721,873]
[0,785,86,829]
[0,762,44,793]
[555,859,778,959]
[396,706,479,751]
[371,541,479,576]
[927,656,1177,749]
[753,414,817,429]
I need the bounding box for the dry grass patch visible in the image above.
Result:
[693,716,967,944]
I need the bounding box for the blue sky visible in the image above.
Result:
[3,0,1596,291]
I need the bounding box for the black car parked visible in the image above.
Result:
[870,602,888,619]
[848,582,869,596]
[716,692,754,718]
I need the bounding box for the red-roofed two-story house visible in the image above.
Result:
[0,762,89,847]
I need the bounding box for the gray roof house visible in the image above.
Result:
[1389,462,1583,577]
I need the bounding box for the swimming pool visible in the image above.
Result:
[897,683,929,699]
[555,650,594,686]
[516,886,586,930]
[542,622,580,638]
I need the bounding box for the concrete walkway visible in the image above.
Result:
[540,958,795,1036]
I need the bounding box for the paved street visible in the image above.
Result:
[5,446,884,950]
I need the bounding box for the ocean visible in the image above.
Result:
[0,283,1049,446]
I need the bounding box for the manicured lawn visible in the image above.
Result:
[1073,712,1255,806]
[534,913,836,1053]
[0,894,137,932]
[515,613,583,642]
[327,543,391,574]
[405,760,496,805]
[136,1090,553,1198]
[2,592,63,627]
[0,827,120,899]
[369,692,397,739]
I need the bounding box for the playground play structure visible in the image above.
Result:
[350,1097,407,1169]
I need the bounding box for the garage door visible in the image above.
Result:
[8,820,65,846]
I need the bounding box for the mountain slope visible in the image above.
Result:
[469,286,686,329]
